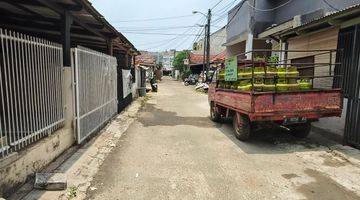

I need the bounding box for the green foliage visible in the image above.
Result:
[267,55,279,63]
[67,186,77,200]
[157,62,163,70]
[173,50,189,73]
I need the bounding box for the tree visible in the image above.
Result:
[157,62,163,70]
[173,50,189,73]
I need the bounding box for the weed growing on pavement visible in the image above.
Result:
[67,186,77,200]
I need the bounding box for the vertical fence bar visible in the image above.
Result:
[16,33,24,147]
[42,39,50,135]
[29,36,36,143]
[49,41,55,132]
[75,48,81,143]
[4,30,11,152]
[8,31,16,150]
[21,34,29,146]
[39,38,46,138]
[54,43,58,130]
[0,29,7,157]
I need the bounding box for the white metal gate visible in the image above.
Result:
[0,29,64,158]
[73,46,117,144]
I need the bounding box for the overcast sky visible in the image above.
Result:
[89,0,234,52]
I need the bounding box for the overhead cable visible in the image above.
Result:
[245,0,293,12]
[111,14,195,23]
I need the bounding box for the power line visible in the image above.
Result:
[211,0,225,10]
[188,18,207,49]
[190,26,205,49]
[143,37,180,50]
[143,16,207,51]
[136,37,180,47]
[213,0,239,15]
[165,17,206,50]
[117,25,222,32]
[245,0,293,12]
[226,1,243,26]
[122,32,201,36]
[174,34,194,50]
[110,14,195,23]
[211,0,239,27]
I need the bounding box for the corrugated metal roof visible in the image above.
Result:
[280,3,360,37]
[299,3,360,28]
[0,0,138,54]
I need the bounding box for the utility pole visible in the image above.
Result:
[205,9,211,82]
[202,24,207,82]
[193,9,211,82]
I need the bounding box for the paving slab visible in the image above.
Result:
[34,173,67,191]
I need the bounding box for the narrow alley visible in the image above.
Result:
[1,1,360,200]
[86,78,360,200]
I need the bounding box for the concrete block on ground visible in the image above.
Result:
[34,173,67,191]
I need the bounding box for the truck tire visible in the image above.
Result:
[210,103,221,122]
[290,123,311,138]
[233,113,251,141]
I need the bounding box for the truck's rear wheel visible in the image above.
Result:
[290,122,311,138]
[210,103,221,122]
[233,113,251,141]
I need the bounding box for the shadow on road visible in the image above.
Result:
[140,102,360,164]
[139,103,219,128]
[213,118,348,155]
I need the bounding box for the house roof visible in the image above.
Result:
[212,50,227,63]
[279,4,360,39]
[189,53,205,64]
[0,0,138,54]
[258,4,360,40]
[189,53,218,65]
[135,51,156,66]
[188,52,227,67]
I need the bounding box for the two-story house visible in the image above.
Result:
[225,0,360,148]
[193,26,227,56]
[226,0,358,58]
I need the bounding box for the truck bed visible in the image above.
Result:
[209,87,342,121]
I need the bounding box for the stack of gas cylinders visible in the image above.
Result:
[217,60,313,92]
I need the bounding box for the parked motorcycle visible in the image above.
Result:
[184,74,199,86]
[150,78,158,92]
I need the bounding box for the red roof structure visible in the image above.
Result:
[189,51,227,65]
[211,50,227,63]
[135,51,156,66]
[189,53,217,65]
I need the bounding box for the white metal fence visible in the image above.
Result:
[0,29,64,158]
[73,46,117,144]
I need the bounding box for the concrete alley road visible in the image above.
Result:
[87,77,360,200]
